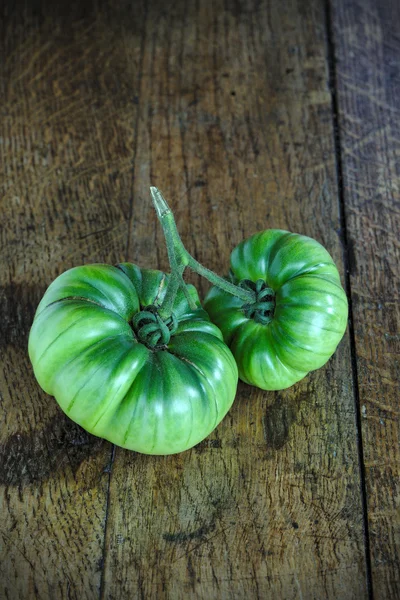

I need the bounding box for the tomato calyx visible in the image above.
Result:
[132,305,178,349]
[239,279,275,324]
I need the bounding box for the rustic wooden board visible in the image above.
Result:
[331,1,400,598]
[101,0,367,598]
[0,2,142,598]
[0,0,378,598]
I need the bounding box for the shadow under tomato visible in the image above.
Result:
[0,412,106,487]
[262,377,317,450]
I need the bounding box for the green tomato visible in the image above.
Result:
[204,230,348,390]
[28,264,238,455]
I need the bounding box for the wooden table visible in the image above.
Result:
[1,1,399,598]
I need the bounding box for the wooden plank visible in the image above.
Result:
[331,1,400,597]
[102,1,368,598]
[0,2,144,598]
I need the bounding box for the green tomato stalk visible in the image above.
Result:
[151,187,348,391]
[150,187,258,318]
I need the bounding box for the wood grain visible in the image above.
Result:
[0,2,142,598]
[102,0,367,598]
[331,1,400,598]
[0,0,384,598]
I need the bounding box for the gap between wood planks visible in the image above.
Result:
[324,1,374,598]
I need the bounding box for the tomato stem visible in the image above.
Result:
[150,187,255,306]
[157,271,182,319]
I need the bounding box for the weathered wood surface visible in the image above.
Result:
[0,2,140,598]
[101,0,367,598]
[332,1,400,598]
[1,0,396,598]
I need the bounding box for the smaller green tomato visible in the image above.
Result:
[204,230,348,390]
[29,263,238,455]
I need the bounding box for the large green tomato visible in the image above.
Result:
[29,264,238,455]
[204,230,348,390]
